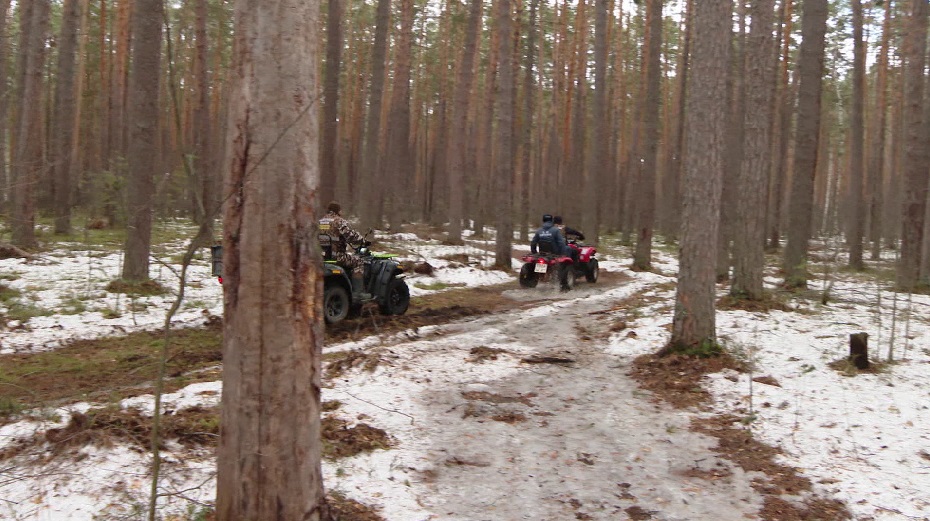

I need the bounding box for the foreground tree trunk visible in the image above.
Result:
[121,0,163,281]
[668,0,731,351]
[215,0,328,518]
[899,0,929,291]
[731,0,776,300]
[782,0,828,288]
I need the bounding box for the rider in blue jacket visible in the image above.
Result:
[530,214,567,255]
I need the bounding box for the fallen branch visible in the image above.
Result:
[520,356,575,365]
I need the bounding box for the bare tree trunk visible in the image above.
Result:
[319,0,342,212]
[358,0,391,229]
[632,0,663,270]
[668,0,731,351]
[782,0,828,288]
[192,0,215,231]
[0,0,12,208]
[899,0,929,291]
[11,0,50,249]
[447,0,483,244]
[52,0,82,235]
[869,0,892,260]
[494,0,515,268]
[767,0,793,250]
[121,0,163,281]
[581,0,608,244]
[661,0,691,242]
[731,0,776,300]
[215,0,328,518]
[384,0,415,225]
[519,0,540,241]
[847,0,866,270]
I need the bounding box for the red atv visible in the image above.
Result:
[567,240,599,283]
[519,250,575,290]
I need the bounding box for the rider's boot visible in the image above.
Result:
[351,273,372,301]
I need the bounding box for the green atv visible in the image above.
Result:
[210,242,410,325]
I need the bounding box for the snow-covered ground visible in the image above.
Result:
[1,223,929,520]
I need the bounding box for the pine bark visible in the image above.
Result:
[215,0,327,517]
[584,0,608,244]
[868,0,892,260]
[121,0,163,281]
[384,0,415,224]
[731,0,776,300]
[447,0,483,244]
[782,0,828,288]
[847,0,866,270]
[11,0,50,249]
[899,0,929,291]
[358,0,391,229]
[51,0,82,235]
[767,0,793,250]
[320,0,342,212]
[669,0,731,351]
[0,0,13,209]
[632,0,663,270]
[494,0,515,268]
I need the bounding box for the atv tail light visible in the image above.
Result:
[218,276,223,285]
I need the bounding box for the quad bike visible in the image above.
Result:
[322,239,410,324]
[209,238,410,325]
[566,239,599,283]
[518,248,577,291]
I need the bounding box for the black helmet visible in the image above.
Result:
[553,215,563,225]
[542,213,553,223]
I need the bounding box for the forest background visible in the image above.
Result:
[4,0,928,294]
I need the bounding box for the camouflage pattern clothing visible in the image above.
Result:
[319,211,366,274]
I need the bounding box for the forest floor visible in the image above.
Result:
[1,223,928,520]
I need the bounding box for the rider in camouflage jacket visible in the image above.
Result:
[319,201,366,275]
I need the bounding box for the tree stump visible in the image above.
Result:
[849,332,870,370]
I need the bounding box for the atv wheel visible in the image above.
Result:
[519,263,539,288]
[323,284,351,324]
[559,263,576,291]
[585,258,599,283]
[379,278,410,315]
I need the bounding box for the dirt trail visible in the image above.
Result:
[345,278,768,521]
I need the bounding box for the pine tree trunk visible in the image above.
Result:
[899,0,929,291]
[319,0,342,211]
[358,0,391,229]
[767,0,793,250]
[519,0,540,241]
[192,0,215,230]
[847,0,866,270]
[494,0,515,268]
[782,0,828,288]
[731,0,776,300]
[384,0,415,225]
[11,0,50,249]
[0,0,13,209]
[868,0,892,260]
[632,0,663,270]
[215,0,327,518]
[447,0,483,244]
[121,0,163,281]
[51,0,82,235]
[584,0,608,244]
[669,0,731,351]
